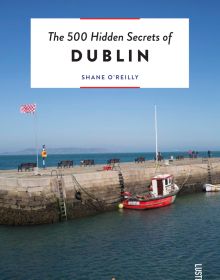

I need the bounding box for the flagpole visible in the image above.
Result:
[20,103,39,173]
[33,106,39,171]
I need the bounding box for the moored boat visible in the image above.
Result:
[120,106,179,210]
[203,183,220,192]
[121,174,179,210]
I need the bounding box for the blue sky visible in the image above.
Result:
[0,0,220,153]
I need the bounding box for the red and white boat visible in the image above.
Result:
[121,174,179,210]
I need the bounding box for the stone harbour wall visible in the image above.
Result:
[0,177,59,225]
[0,160,220,225]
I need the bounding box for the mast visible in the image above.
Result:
[155,105,158,163]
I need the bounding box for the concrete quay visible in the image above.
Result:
[0,158,220,225]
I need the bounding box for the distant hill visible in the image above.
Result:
[0,147,109,155]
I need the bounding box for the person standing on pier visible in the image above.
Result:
[41,145,47,169]
[208,150,211,158]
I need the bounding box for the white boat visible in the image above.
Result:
[203,183,220,192]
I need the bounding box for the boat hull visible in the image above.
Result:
[203,184,220,192]
[123,195,176,210]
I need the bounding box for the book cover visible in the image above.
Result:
[0,0,219,279]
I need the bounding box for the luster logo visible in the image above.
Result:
[195,264,202,280]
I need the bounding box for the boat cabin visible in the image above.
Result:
[151,174,174,197]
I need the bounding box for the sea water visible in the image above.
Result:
[0,192,220,279]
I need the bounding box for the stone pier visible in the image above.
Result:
[0,158,220,225]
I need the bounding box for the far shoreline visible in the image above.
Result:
[0,150,219,156]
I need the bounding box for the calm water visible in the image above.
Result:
[0,192,220,280]
[0,151,219,170]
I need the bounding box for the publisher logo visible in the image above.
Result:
[195,264,202,280]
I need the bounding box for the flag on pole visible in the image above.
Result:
[20,103,36,114]
[20,103,39,171]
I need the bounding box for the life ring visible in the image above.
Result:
[41,150,47,158]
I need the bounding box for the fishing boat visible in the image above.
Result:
[203,183,220,192]
[120,174,179,209]
[119,105,179,210]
